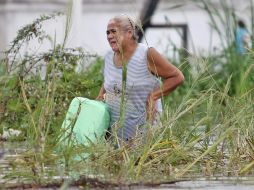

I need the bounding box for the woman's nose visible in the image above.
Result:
[107,32,114,39]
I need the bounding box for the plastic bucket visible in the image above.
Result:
[61,97,110,145]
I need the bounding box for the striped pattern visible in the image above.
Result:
[104,43,161,141]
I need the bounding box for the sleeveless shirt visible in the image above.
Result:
[103,43,161,141]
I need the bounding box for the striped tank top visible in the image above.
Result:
[103,43,161,141]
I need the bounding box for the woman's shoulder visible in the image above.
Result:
[104,50,114,63]
[134,43,150,57]
[137,43,149,51]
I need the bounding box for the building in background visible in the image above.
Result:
[0,0,252,59]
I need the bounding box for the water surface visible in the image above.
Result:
[1,141,254,190]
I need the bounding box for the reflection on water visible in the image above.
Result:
[0,141,26,174]
[1,141,254,190]
[161,179,254,190]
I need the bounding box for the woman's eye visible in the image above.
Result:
[106,29,117,35]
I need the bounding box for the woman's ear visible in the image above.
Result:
[126,29,133,39]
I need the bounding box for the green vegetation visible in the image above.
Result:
[0,0,254,189]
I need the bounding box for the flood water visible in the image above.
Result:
[1,141,254,190]
[161,179,254,190]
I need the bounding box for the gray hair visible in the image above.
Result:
[112,14,139,41]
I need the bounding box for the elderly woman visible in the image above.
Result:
[97,15,184,142]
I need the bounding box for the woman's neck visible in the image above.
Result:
[114,41,138,67]
[115,41,138,59]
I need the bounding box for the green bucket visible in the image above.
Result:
[61,97,110,145]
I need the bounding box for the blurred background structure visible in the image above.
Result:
[0,0,252,58]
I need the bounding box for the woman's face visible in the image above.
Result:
[106,20,125,52]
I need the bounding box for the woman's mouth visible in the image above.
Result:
[110,41,117,46]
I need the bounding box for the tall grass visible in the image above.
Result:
[194,0,254,96]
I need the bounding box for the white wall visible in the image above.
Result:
[0,1,67,56]
[0,0,252,59]
[76,0,253,57]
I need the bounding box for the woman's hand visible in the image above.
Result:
[96,94,105,101]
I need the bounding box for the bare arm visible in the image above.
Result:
[96,83,106,101]
[146,47,184,120]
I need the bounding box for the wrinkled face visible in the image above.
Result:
[106,19,127,52]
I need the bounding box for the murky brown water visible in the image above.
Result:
[1,141,254,190]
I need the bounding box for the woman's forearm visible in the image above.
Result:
[149,72,184,102]
[96,83,106,100]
